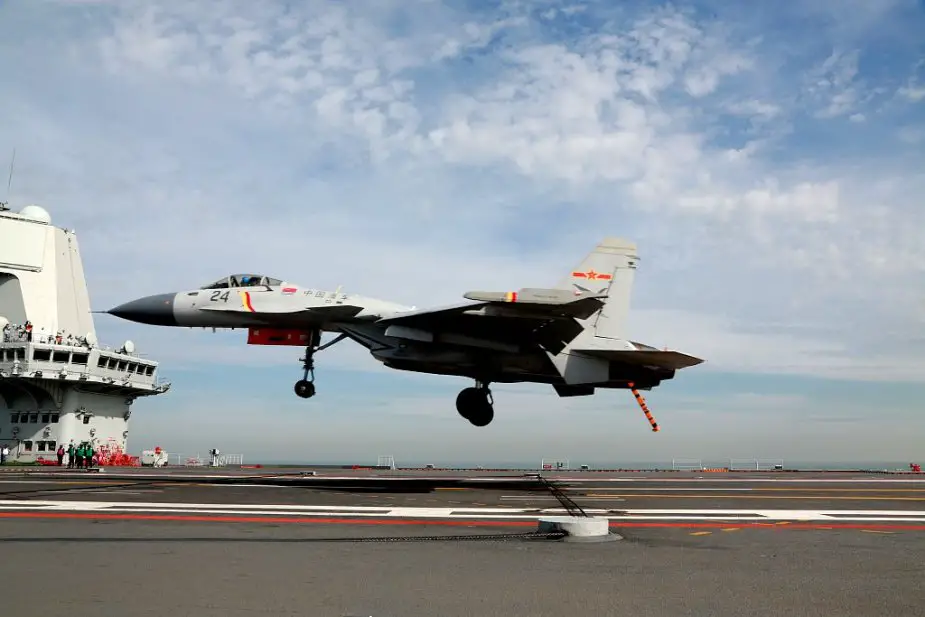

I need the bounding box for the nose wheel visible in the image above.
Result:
[456,381,494,426]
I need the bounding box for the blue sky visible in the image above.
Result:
[1,0,923,464]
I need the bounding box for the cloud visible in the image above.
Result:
[898,124,925,144]
[897,59,925,102]
[899,85,925,102]
[1,0,925,462]
[805,49,863,119]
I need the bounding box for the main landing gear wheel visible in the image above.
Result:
[294,379,315,399]
[456,384,494,427]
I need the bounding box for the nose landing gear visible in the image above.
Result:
[293,331,347,399]
[294,359,316,399]
[456,381,494,426]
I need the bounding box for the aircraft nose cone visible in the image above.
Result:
[107,293,178,326]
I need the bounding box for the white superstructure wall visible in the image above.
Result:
[0,209,96,340]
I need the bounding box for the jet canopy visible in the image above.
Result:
[200,274,284,289]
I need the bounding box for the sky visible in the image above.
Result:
[1,0,923,465]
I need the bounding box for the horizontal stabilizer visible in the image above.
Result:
[577,349,704,370]
[553,384,595,397]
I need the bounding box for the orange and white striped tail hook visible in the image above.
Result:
[628,382,660,432]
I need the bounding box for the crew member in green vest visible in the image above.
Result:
[66,442,75,469]
[84,443,94,469]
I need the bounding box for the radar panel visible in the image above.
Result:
[201,274,284,289]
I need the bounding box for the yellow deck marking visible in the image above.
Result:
[721,528,740,532]
[583,494,925,501]
[689,531,712,536]
[860,529,895,534]
[753,488,925,493]
[579,488,925,493]
[75,481,123,486]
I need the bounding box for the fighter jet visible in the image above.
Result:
[106,239,703,429]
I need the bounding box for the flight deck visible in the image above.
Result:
[1,467,922,617]
[2,467,925,526]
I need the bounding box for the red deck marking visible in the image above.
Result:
[2,512,925,530]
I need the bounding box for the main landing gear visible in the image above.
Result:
[293,331,347,399]
[456,381,494,427]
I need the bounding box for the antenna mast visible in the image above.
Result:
[0,148,13,211]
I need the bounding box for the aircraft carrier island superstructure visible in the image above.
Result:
[0,202,169,463]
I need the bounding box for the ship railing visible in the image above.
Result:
[671,458,704,471]
[540,458,570,471]
[728,458,785,471]
[2,331,92,347]
[0,350,167,391]
[169,453,244,467]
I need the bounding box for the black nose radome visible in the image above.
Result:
[107,293,178,326]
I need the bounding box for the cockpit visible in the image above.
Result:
[200,274,284,289]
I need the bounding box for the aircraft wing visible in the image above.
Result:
[375,301,483,326]
[375,291,609,353]
[378,292,608,328]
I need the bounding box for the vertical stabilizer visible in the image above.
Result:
[554,238,638,340]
